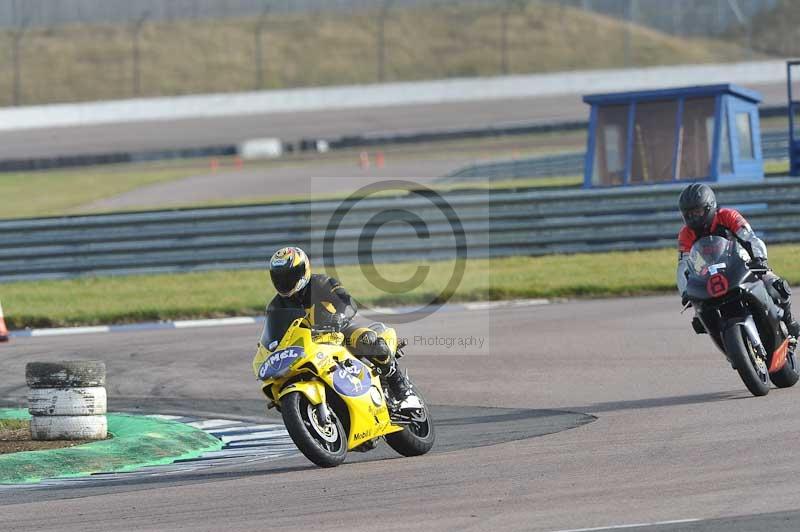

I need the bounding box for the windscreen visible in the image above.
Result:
[687,236,738,275]
[259,308,307,348]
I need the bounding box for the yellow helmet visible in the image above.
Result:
[269,247,311,297]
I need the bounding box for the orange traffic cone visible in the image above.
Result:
[359,151,370,169]
[0,300,9,343]
[210,158,220,173]
[375,151,385,168]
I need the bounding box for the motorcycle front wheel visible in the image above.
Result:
[282,391,347,467]
[724,325,770,396]
[385,386,436,457]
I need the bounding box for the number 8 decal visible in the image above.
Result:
[707,273,729,297]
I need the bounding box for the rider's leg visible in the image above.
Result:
[764,272,800,337]
[343,320,413,400]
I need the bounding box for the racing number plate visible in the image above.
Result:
[706,273,729,297]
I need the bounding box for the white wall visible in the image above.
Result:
[0,60,788,132]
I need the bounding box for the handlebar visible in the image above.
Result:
[311,325,340,334]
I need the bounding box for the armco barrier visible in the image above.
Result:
[2,178,800,282]
[444,130,790,182]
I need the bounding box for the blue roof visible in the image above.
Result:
[583,84,762,105]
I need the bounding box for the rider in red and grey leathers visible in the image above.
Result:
[676,183,800,337]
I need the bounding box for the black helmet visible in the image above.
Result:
[269,247,311,297]
[678,183,717,233]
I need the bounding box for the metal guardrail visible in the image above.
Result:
[2,178,800,283]
[442,152,584,182]
[444,130,790,182]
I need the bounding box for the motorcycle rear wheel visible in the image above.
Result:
[385,387,436,457]
[770,349,800,388]
[282,391,347,468]
[724,326,770,396]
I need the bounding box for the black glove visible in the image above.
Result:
[748,257,770,271]
[329,312,347,330]
[681,293,691,307]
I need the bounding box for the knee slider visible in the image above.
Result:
[371,338,393,364]
[348,328,376,357]
[358,330,378,345]
[773,278,792,302]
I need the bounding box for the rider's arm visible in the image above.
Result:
[676,227,694,296]
[327,277,358,318]
[718,208,767,260]
[734,225,768,261]
[266,294,284,315]
[677,252,690,296]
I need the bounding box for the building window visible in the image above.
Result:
[677,98,715,180]
[592,105,629,186]
[736,112,754,160]
[718,106,732,174]
[629,100,677,184]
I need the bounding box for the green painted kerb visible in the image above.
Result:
[0,409,223,484]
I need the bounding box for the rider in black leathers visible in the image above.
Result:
[266,246,414,403]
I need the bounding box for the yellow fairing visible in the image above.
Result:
[278,380,325,406]
[341,380,403,449]
[253,316,403,451]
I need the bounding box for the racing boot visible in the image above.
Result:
[772,278,800,337]
[383,360,422,410]
[385,366,413,402]
[783,308,800,338]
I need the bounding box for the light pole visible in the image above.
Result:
[376,0,394,83]
[255,3,271,90]
[11,19,28,106]
[501,0,527,76]
[132,11,150,97]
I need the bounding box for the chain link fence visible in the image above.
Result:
[0,0,784,107]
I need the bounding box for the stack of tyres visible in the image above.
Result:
[25,361,107,440]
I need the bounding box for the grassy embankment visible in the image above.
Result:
[0,164,205,219]
[2,157,788,220]
[0,3,753,107]
[0,136,585,220]
[730,0,800,57]
[4,245,800,329]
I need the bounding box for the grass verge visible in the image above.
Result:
[0,146,583,220]
[5,245,800,329]
[0,420,26,431]
[0,3,751,106]
[0,420,90,454]
[0,164,201,219]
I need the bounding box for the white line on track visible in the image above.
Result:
[9,298,553,339]
[173,317,259,328]
[29,326,110,336]
[219,431,289,444]
[549,519,701,532]
[187,419,245,429]
[463,299,550,311]
[208,424,283,435]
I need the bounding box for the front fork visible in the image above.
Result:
[316,402,331,424]
[730,315,768,371]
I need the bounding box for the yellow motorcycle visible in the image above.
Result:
[252,308,435,467]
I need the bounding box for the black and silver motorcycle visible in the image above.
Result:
[684,235,800,396]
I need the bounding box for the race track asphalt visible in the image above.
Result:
[1,295,800,531]
[0,81,787,159]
